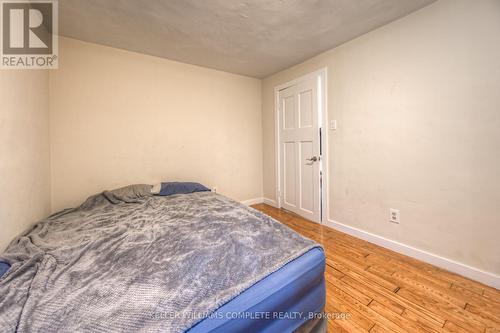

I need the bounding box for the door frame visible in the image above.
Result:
[274,67,328,223]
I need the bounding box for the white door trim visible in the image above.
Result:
[274,68,328,223]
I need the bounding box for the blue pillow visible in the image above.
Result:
[0,261,10,278]
[158,182,210,196]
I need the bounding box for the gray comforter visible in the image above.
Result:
[0,189,319,332]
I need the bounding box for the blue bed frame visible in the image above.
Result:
[186,247,326,333]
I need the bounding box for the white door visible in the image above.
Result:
[278,77,321,223]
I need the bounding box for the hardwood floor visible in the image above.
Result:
[251,204,500,333]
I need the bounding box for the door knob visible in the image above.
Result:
[306,156,318,162]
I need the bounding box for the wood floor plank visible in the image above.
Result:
[373,267,468,309]
[341,271,446,327]
[328,295,375,331]
[443,321,475,333]
[483,288,500,304]
[486,327,500,333]
[327,258,399,292]
[465,304,500,332]
[401,309,446,333]
[327,319,351,333]
[365,253,452,289]
[328,273,373,306]
[365,263,396,277]
[331,285,411,333]
[251,204,500,333]
[397,288,486,333]
[369,325,392,333]
[325,264,346,279]
[326,291,372,332]
[452,284,500,314]
[368,301,440,333]
[434,271,485,296]
[339,274,406,316]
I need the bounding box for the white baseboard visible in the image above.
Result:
[263,198,279,208]
[325,219,500,289]
[240,197,264,206]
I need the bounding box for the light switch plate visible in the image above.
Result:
[330,120,337,130]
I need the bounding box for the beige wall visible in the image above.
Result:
[262,0,500,275]
[49,38,262,211]
[3,0,498,279]
[0,71,51,250]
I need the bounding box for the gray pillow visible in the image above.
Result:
[103,184,153,203]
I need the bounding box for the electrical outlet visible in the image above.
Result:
[211,186,217,193]
[389,208,400,224]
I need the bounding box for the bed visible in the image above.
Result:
[0,186,326,332]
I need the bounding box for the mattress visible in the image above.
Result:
[187,247,326,333]
[0,251,324,333]
[0,189,324,332]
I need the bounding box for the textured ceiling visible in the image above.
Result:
[59,0,435,78]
